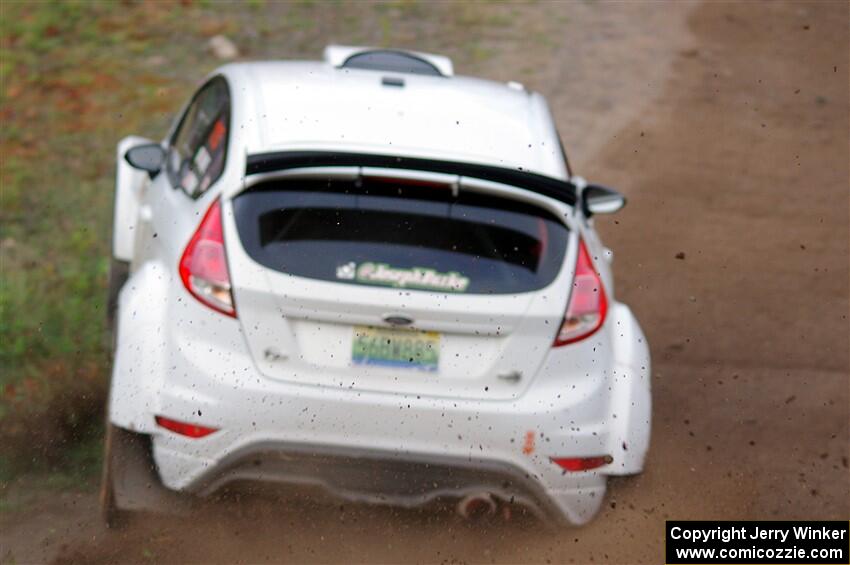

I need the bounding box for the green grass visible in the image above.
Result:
[0,0,204,477]
[0,427,102,516]
[0,0,561,482]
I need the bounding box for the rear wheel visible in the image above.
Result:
[103,258,129,528]
[99,424,130,528]
[106,258,129,340]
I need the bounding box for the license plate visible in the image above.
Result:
[352,326,440,372]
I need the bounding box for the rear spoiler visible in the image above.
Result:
[245,151,577,206]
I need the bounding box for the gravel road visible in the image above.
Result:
[1,1,847,563]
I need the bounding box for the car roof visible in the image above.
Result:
[216,57,569,180]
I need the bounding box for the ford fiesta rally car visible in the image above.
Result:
[102,45,651,527]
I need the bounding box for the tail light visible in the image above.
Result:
[553,238,607,346]
[551,455,613,472]
[155,415,218,438]
[179,197,236,317]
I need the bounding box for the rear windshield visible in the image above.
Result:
[232,178,569,295]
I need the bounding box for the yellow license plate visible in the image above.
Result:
[352,326,440,372]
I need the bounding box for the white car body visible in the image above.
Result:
[107,46,651,526]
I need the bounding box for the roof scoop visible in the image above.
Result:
[324,45,453,77]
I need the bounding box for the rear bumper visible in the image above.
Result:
[147,374,617,525]
[109,266,650,525]
[160,441,601,525]
[149,333,645,525]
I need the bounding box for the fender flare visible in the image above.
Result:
[606,302,652,475]
[108,261,170,434]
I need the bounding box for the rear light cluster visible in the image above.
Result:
[553,238,607,346]
[155,415,218,438]
[551,455,613,472]
[179,198,236,317]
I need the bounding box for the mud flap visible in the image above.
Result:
[107,425,192,516]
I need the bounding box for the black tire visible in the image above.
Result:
[103,258,129,529]
[106,258,130,339]
[99,423,130,529]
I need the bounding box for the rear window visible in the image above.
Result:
[232,178,569,295]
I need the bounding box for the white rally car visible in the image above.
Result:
[102,46,651,527]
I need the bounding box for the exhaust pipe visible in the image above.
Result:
[456,493,497,521]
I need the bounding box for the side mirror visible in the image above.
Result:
[125,143,165,177]
[583,184,626,216]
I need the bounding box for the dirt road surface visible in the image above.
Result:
[1,1,847,563]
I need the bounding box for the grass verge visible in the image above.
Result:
[0,0,549,485]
